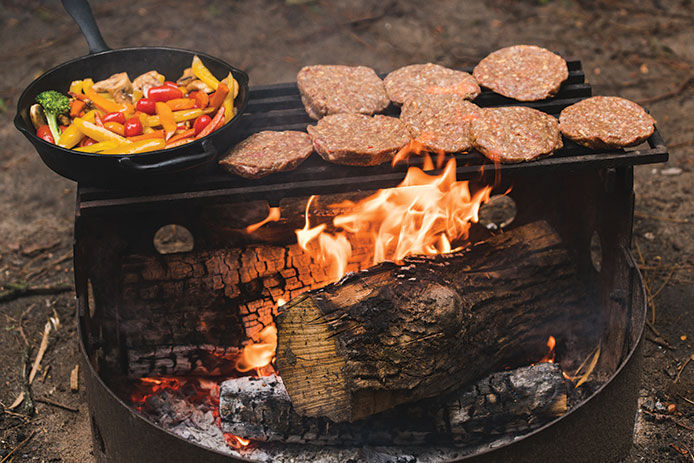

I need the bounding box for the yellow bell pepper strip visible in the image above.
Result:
[73,117,128,143]
[220,73,236,122]
[83,86,128,114]
[82,110,96,123]
[56,123,85,149]
[155,102,177,138]
[69,80,84,94]
[100,138,165,155]
[191,55,220,90]
[81,78,94,92]
[145,108,205,127]
[195,106,225,139]
[73,140,120,153]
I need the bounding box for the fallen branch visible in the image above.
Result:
[674,354,693,384]
[636,75,693,105]
[0,281,72,303]
[0,430,37,463]
[35,397,78,413]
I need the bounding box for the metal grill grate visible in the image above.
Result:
[77,59,668,214]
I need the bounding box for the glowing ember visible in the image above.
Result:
[246,207,281,233]
[225,433,251,448]
[235,325,277,374]
[296,158,492,283]
[539,336,556,363]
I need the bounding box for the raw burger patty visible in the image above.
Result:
[559,96,655,149]
[297,65,390,120]
[384,63,481,105]
[471,106,563,163]
[307,113,411,166]
[473,45,568,101]
[400,94,480,153]
[219,131,313,179]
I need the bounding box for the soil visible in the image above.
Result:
[0,0,692,462]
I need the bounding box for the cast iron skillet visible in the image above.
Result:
[14,0,249,187]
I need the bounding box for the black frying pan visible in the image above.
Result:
[14,0,249,187]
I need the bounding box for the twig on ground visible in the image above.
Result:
[646,320,662,337]
[638,264,694,271]
[70,364,79,392]
[646,334,675,350]
[26,250,73,282]
[17,303,37,346]
[0,281,72,303]
[637,75,693,105]
[679,395,694,406]
[28,321,53,384]
[8,346,35,414]
[41,364,51,383]
[674,354,693,384]
[0,430,37,463]
[634,212,690,224]
[35,397,79,413]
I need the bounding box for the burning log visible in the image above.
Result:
[275,220,588,422]
[219,363,567,446]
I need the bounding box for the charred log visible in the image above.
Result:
[220,363,567,446]
[275,220,589,422]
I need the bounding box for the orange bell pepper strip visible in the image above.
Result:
[165,137,195,149]
[195,106,225,139]
[70,100,86,118]
[189,91,209,109]
[166,98,196,111]
[166,129,195,145]
[104,122,125,137]
[127,130,165,142]
[155,102,177,138]
[83,86,128,114]
[208,83,229,110]
[145,108,205,127]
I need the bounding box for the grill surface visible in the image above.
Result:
[76,59,668,214]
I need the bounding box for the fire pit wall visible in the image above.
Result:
[75,166,644,463]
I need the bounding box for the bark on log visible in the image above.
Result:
[275,221,588,422]
[220,363,567,446]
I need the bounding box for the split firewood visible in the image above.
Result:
[220,363,567,446]
[275,220,589,422]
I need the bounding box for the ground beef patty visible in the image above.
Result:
[559,96,655,149]
[219,131,313,179]
[307,113,411,166]
[473,45,568,101]
[471,106,563,163]
[384,63,481,105]
[297,65,390,120]
[400,94,480,153]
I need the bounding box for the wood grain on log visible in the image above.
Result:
[275,221,588,422]
[220,363,567,446]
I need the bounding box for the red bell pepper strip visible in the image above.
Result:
[195,106,225,139]
[166,129,195,145]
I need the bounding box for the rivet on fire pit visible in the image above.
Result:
[478,195,517,231]
[153,224,194,254]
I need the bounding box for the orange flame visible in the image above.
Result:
[235,325,277,373]
[296,158,492,283]
[246,207,281,233]
[539,336,556,363]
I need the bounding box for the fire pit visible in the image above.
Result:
[74,59,668,462]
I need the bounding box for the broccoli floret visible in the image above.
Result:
[36,90,70,142]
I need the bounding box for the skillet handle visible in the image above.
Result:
[117,140,218,173]
[61,0,110,54]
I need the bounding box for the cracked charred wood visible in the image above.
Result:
[220,363,567,446]
[275,220,588,422]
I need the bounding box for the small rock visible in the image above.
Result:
[661,167,682,176]
[644,232,655,241]
[654,400,666,412]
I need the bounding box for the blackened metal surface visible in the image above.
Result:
[75,59,668,216]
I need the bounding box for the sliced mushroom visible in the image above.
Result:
[30,104,47,130]
[176,68,195,87]
[186,79,214,94]
[133,70,165,97]
[92,72,134,104]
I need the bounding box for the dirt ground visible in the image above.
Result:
[0,0,692,461]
